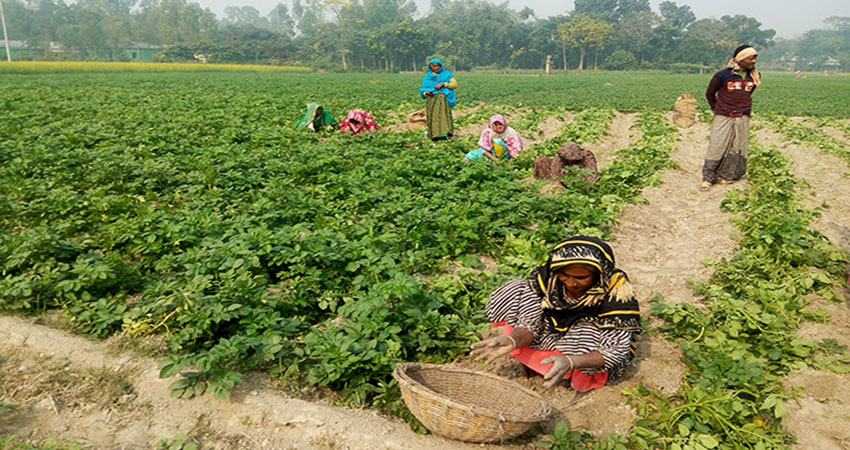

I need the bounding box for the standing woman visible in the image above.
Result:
[419,58,457,141]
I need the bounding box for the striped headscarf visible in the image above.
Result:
[528,236,641,334]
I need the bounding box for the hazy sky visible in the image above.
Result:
[199,0,848,39]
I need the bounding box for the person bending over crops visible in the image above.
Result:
[465,114,524,162]
[471,236,641,391]
[419,58,457,141]
[532,142,598,186]
[340,109,379,135]
[295,103,337,132]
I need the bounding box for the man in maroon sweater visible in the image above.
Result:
[701,45,761,191]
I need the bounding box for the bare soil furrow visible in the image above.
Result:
[0,316,487,450]
[584,111,638,169]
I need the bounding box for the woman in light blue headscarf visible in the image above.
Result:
[419,58,457,141]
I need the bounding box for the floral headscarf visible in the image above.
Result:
[477,114,523,158]
[340,109,379,135]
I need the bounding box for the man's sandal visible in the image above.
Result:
[700,181,711,191]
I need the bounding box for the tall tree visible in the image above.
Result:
[0,0,31,41]
[676,18,733,66]
[824,16,850,34]
[321,0,353,70]
[25,0,71,50]
[720,14,775,49]
[267,3,294,38]
[223,6,269,28]
[558,14,611,70]
[573,0,617,22]
[658,1,694,30]
[613,9,657,64]
[574,0,649,23]
[291,0,321,38]
[524,15,565,70]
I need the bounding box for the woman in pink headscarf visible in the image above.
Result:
[465,114,524,161]
[340,110,380,135]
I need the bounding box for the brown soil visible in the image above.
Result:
[527,113,573,148]
[0,316,487,450]
[3,112,850,449]
[813,125,849,146]
[584,111,638,169]
[452,101,488,119]
[385,120,416,133]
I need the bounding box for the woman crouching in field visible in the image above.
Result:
[340,109,379,135]
[419,58,457,141]
[465,114,524,162]
[471,236,641,391]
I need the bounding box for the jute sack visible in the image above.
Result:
[407,110,427,130]
[673,92,697,128]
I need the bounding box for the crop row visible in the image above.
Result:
[0,72,685,412]
[634,133,850,448]
[758,114,850,167]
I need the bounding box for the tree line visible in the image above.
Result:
[1,0,848,72]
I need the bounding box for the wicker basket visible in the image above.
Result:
[393,363,551,443]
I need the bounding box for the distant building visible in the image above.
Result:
[2,40,161,62]
[0,40,60,60]
[0,40,25,60]
[823,57,841,72]
[99,43,162,62]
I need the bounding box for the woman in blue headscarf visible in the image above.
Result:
[419,58,457,141]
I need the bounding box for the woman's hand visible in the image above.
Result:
[434,83,445,89]
[424,91,434,97]
[541,354,574,388]
[470,336,515,362]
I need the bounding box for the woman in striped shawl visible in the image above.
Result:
[471,236,641,391]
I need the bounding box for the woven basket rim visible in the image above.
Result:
[393,362,551,423]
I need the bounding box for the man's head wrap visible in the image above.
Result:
[728,45,761,87]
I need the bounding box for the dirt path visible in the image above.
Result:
[752,125,850,450]
[579,117,740,429]
[524,113,573,148]
[614,117,738,309]
[584,111,638,169]
[0,316,492,450]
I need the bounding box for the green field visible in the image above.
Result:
[2,69,849,447]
